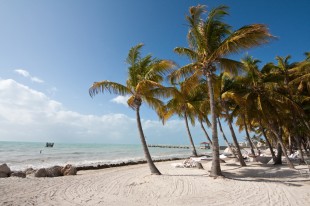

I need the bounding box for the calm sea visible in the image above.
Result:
[0,141,211,171]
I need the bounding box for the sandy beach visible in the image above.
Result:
[1,159,309,206]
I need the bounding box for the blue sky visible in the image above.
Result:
[0,0,309,145]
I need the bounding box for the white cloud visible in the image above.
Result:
[111,95,130,106]
[14,69,44,83]
[0,79,203,144]
[31,76,44,83]
[15,69,30,77]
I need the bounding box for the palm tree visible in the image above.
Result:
[217,74,246,166]
[236,56,300,168]
[161,79,205,169]
[265,55,310,163]
[172,5,273,177]
[89,43,175,175]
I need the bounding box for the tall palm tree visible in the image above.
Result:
[172,5,273,177]
[89,43,175,175]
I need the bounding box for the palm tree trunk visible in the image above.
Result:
[217,117,235,157]
[136,106,161,175]
[271,123,294,169]
[304,137,310,157]
[225,107,246,167]
[184,112,198,157]
[184,112,204,169]
[295,135,305,163]
[274,142,282,165]
[242,115,256,156]
[288,135,293,155]
[200,120,212,145]
[260,124,276,162]
[206,72,222,177]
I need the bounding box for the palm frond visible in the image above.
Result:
[135,80,164,94]
[169,63,201,84]
[89,81,131,97]
[145,60,176,81]
[211,24,274,59]
[127,95,136,110]
[217,58,242,76]
[174,47,198,60]
[126,43,144,65]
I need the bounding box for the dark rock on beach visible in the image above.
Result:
[0,163,11,178]
[35,168,48,177]
[11,171,26,178]
[35,166,62,178]
[24,168,36,175]
[61,164,77,176]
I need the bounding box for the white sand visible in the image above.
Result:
[1,160,309,206]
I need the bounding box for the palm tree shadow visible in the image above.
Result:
[221,163,310,187]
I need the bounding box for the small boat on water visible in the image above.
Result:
[46,142,54,147]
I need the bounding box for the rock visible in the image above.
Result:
[46,166,63,177]
[35,168,48,177]
[11,171,26,178]
[24,168,36,175]
[0,172,9,178]
[0,164,11,178]
[35,166,64,178]
[61,164,77,176]
[35,165,77,178]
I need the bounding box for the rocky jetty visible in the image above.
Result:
[0,163,77,178]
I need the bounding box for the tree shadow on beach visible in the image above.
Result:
[221,163,310,187]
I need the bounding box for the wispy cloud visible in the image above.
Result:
[111,95,130,106]
[15,69,44,83]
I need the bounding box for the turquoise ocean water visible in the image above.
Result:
[0,141,211,171]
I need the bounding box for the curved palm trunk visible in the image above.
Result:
[206,73,222,177]
[184,112,203,169]
[184,112,198,156]
[217,117,235,157]
[260,124,276,162]
[225,107,246,166]
[271,123,294,169]
[136,106,161,175]
[242,115,256,157]
[199,120,213,145]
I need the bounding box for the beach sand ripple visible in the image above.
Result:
[0,161,309,205]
